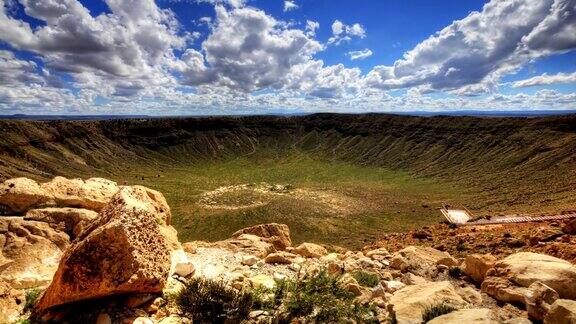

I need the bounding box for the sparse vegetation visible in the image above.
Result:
[174,277,254,323]
[352,270,380,287]
[246,271,378,323]
[278,270,377,323]
[3,115,576,248]
[421,302,458,322]
[456,242,468,252]
[24,288,43,311]
[172,271,378,323]
[448,267,463,278]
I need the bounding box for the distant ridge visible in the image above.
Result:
[1,110,575,121]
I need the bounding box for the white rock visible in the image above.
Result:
[384,280,406,293]
[249,274,276,289]
[170,250,195,277]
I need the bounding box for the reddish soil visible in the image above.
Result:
[365,219,576,263]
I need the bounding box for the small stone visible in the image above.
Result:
[241,255,259,266]
[372,283,386,298]
[293,242,328,258]
[383,280,405,293]
[124,294,155,308]
[462,254,497,283]
[132,317,154,324]
[249,274,276,289]
[273,272,287,281]
[390,255,408,272]
[366,248,390,260]
[265,251,297,264]
[249,310,267,318]
[340,274,363,296]
[173,261,195,278]
[373,297,387,308]
[96,313,112,324]
[436,256,459,267]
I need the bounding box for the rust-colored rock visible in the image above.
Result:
[36,186,178,310]
[463,254,497,283]
[232,223,292,250]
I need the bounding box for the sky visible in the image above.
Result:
[0,0,575,115]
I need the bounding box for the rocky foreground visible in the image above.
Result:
[1,177,576,323]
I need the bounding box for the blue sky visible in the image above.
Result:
[0,0,575,115]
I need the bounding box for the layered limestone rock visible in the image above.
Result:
[388,281,469,323]
[427,308,497,324]
[40,177,119,212]
[36,186,179,310]
[390,246,458,276]
[481,252,576,302]
[0,178,52,213]
[0,217,69,288]
[293,242,328,258]
[231,223,292,250]
[24,207,98,238]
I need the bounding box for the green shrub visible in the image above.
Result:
[447,267,462,278]
[456,242,468,252]
[421,302,458,322]
[174,277,254,324]
[278,270,377,323]
[24,288,43,311]
[352,271,380,287]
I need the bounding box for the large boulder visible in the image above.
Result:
[40,177,119,212]
[24,207,98,238]
[481,252,576,302]
[427,308,497,324]
[544,299,576,324]
[36,186,178,310]
[211,233,276,258]
[391,246,457,276]
[0,178,52,213]
[0,217,69,288]
[231,223,291,250]
[463,254,497,283]
[388,281,468,324]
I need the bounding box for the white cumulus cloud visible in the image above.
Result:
[512,71,576,88]
[181,5,323,92]
[347,49,373,60]
[365,0,576,95]
[328,20,366,45]
[284,1,298,12]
